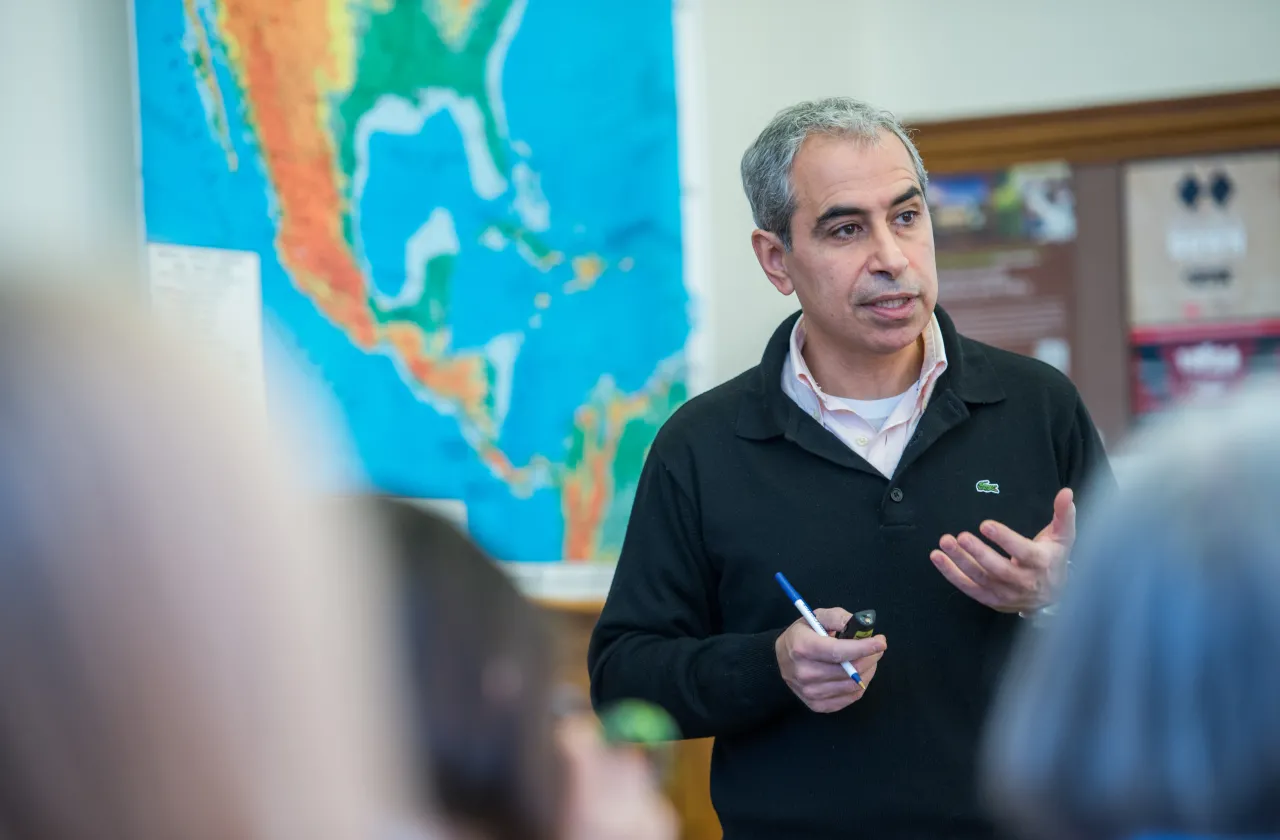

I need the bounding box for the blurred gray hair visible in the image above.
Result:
[740,97,928,249]
[982,378,1280,840]
[0,285,424,840]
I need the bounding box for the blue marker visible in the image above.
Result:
[775,572,866,689]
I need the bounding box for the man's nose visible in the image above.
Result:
[867,224,909,278]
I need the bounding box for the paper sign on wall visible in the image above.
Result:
[147,243,265,400]
[1125,152,1280,326]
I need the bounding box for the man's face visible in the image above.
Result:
[752,131,937,359]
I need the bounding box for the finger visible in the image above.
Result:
[937,534,1000,590]
[931,548,997,608]
[810,694,859,714]
[1052,487,1076,544]
[797,648,883,686]
[808,668,882,711]
[977,519,1040,566]
[796,633,886,666]
[802,677,864,702]
[793,659,860,684]
[812,607,853,635]
[851,651,884,673]
[841,657,878,690]
[954,532,1029,589]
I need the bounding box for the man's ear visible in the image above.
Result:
[751,229,794,296]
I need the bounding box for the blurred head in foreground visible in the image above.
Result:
[982,379,1280,840]
[374,497,677,840]
[0,286,420,840]
[373,497,563,840]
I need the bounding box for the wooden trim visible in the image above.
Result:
[534,597,605,616]
[909,87,1280,173]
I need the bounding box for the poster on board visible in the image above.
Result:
[1125,151,1280,327]
[1124,151,1280,421]
[928,161,1076,375]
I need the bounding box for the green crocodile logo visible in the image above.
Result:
[975,479,1000,494]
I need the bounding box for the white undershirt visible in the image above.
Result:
[825,382,918,432]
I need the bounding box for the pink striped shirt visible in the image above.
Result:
[781,314,949,478]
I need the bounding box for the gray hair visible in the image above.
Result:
[982,377,1280,840]
[740,97,928,249]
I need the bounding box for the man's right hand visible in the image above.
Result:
[775,608,887,713]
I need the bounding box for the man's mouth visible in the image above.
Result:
[860,294,919,319]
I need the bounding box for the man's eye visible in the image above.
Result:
[897,210,918,225]
[834,223,861,237]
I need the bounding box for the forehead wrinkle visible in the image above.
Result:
[807,171,921,223]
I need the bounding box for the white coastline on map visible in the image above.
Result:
[485,0,527,141]
[369,207,460,311]
[353,89,508,211]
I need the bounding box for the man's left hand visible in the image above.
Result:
[930,487,1075,613]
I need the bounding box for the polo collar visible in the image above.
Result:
[736,304,1005,441]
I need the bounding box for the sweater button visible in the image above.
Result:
[890,487,904,502]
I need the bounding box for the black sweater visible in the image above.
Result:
[588,308,1112,839]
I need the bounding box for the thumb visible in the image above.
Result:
[812,607,853,635]
[1050,487,1076,544]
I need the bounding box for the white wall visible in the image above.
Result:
[853,0,1280,122]
[697,0,861,384]
[0,0,141,290]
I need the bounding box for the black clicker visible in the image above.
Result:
[837,609,877,640]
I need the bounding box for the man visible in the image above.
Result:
[588,97,1112,839]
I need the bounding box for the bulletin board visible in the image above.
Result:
[1124,151,1280,419]
[910,87,1280,443]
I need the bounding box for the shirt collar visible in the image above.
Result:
[737,306,1004,442]
[787,313,949,407]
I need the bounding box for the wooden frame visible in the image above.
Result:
[909,87,1280,173]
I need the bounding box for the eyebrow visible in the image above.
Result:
[812,186,923,233]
